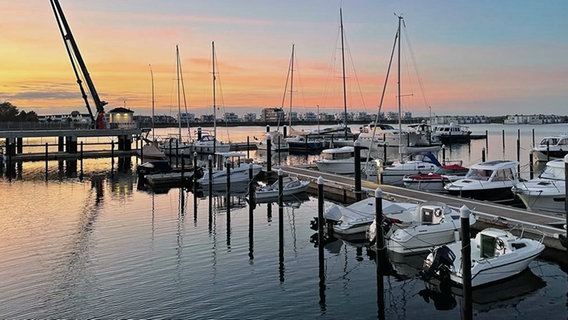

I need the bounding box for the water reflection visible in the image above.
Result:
[419,268,546,312]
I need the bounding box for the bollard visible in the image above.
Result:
[481,147,486,162]
[354,140,362,201]
[266,125,270,133]
[374,188,385,253]
[485,129,489,152]
[197,127,202,140]
[460,205,473,320]
[278,169,284,259]
[516,137,521,175]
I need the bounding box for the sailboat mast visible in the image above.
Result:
[397,15,403,154]
[212,41,217,155]
[176,45,182,141]
[289,44,295,129]
[340,8,348,139]
[149,64,155,142]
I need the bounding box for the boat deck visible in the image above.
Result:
[278,164,566,251]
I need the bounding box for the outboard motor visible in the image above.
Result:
[420,245,456,281]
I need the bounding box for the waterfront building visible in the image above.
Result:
[223,112,240,122]
[200,114,215,123]
[243,113,257,122]
[108,107,136,129]
[179,112,196,123]
[287,111,299,123]
[302,112,318,122]
[260,107,285,123]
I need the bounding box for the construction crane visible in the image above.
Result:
[50,0,107,129]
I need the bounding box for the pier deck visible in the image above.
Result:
[278,165,567,251]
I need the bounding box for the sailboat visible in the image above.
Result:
[358,15,440,157]
[316,9,369,174]
[158,45,193,157]
[193,41,231,155]
[139,64,167,161]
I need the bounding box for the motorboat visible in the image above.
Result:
[444,160,519,201]
[193,135,230,155]
[421,227,545,287]
[256,131,290,152]
[380,152,442,186]
[322,197,417,236]
[138,143,167,161]
[198,152,262,186]
[431,123,472,144]
[315,146,370,174]
[358,122,427,151]
[136,159,173,176]
[285,135,324,154]
[531,134,568,162]
[367,202,476,254]
[254,176,310,202]
[158,136,193,157]
[402,164,469,192]
[512,158,566,214]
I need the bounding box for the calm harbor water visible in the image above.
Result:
[1,123,568,319]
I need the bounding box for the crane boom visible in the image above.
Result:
[50,0,106,129]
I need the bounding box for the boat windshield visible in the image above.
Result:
[465,168,493,181]
[540,165,565,180]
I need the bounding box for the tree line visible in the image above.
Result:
[0,102,38,122]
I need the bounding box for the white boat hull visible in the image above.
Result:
[316,159,356,174]
[199,164,262,185]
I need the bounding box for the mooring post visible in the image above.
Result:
[180,150,185,185]
[532,128,535,147]
[529,152,534,179]
[266,134,272,173]
[80,141,84,181]
[383,139,387,163]
[317,176,326,307]
[460,205,472,320]
[226,158,231,233]
[375,187,386,319]
[45,142,49,181]
[502,129,505,154]
[248,163,255,260]
[246,136,250,159]
[481,147,486,162]
[278,169,284,259]
[175,139,179,168]
[317,176,324,241]
[111,140,115,177]
[248,163,255,204]
[208,155,213,230]
[278,136,281,166]
[485,129,489,152]
[442,145,446,166]
[547,140,550,162]
[193,152,198,187]
[354,140,362,201]
[517,136,521,175]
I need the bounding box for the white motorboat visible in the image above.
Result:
[402,164,469,192]
[431,123,472,144]
[444,160,519,201]
[138,144,167,161]
[254,176,309,202]
[256,131,290,152]
[323,197,417,236]
[380,152,441,186]
[512,158,566,214]
[367,202,476,254]
[193,135,230,155]
[421,227,545,287]
[358,122,427,152]
[315,146,370,174]
[198,152,262,186]
[531,134,568,162]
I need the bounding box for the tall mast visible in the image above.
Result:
[212,41,217,155]
[340,8,348,139]
[176,45,182,141]
[397,15,403,156]
[149,64,155,142]
[289,44,295,129]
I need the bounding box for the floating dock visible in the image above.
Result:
[278,164,567,253]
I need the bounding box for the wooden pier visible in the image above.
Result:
[277,164,567,253]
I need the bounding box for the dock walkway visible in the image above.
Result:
[278,165,567,251]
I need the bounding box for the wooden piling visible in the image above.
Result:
[354,140,362,201]
[461,205,472,320]
[278,169,284,260]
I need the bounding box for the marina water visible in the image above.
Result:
[1,123,567,319]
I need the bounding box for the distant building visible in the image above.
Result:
[200,114,215,123]
[154,114,177,125]
[302,112,318,122]
[260,107,285,122]
[179,112,196,123]
[223,112,240,122]
[243,113,257,122]
[38,111,91,124]
[286,111,299,123]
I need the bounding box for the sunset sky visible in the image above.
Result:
[1,1,567,118]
